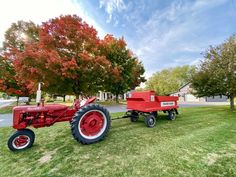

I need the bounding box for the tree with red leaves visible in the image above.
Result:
[0,21,39,103]
[15,15,116,97]
[2,15,145,101]
[99,34,145,102]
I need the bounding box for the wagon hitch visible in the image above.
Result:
[111,115,130,121]
[111,111,138,121]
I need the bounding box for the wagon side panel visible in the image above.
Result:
[155,96,179,111]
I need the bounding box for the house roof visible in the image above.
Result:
[178,82,191,90]
[168,82,191,95]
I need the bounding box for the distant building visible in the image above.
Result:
[96,91,127,101]
[170,82,227,102]
[205,95,228,102]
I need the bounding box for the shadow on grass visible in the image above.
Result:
[110,113,178,133]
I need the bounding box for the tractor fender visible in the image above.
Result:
[80,97,96,107]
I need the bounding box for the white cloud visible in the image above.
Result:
[192,0,228,11]
[0,0,106,47]
[128,0,229,77]
[99,0,126,23]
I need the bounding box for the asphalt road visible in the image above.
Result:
[0,102,230,127]
[0,100,15,108]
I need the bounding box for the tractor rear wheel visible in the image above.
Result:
[71,104,111,144]
[167,110,176,120]
[144,114,156,128]
[8,129,35,151]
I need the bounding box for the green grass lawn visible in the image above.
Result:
[0,106,236,177]
[0,105,14,114]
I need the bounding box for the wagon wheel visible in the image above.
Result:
[167,110,176,120]
[130,111,139,122]
[144,114,156,128]
[71,104,111,144]
[8,129,35,151]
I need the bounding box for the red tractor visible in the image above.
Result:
[7,83,111,151]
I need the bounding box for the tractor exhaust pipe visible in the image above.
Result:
[36,82,43,106]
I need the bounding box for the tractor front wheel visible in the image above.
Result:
[71,104,111,144]
[7,129,35,151]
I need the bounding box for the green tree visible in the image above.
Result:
[191,35,236,111]
[146,65,195,95]
[99,35,145,102]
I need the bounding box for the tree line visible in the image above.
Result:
[0,15,145,102]
[146,65,195,95]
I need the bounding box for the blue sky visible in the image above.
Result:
[78,0,236,77]
[1,0,236,77]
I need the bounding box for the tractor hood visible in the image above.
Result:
[13,104,69,113]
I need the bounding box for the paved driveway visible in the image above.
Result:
[0,102,231,127]
[0,114,12,127]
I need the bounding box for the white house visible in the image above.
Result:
[171,82,227,102]
[96,91,127,101]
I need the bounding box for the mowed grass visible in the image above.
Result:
[0,105,14,114]
[0,106,236,177]
[0,102,17,114]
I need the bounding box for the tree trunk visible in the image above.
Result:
[16,96,19,106]
[230,95,235,111]
[75,94,80,99]
[63,95,66,102]
[26,96,31,105]
[115,94,119,103]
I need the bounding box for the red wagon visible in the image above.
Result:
[124,91,179,127]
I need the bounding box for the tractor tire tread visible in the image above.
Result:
[71,104,111,145]
[7,129,35,151]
